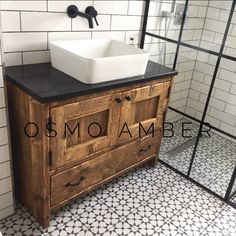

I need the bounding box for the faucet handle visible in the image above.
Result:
[94,17,99,26]
[85,6,99,26]
[67,5,79,18]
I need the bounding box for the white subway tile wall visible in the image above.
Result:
[183,1,236,137]
[146,0,236,137]
[0,10,14,220]
[1,0,147,66]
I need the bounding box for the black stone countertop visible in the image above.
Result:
[5,61,178,103]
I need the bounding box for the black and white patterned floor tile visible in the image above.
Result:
[124,178,161,199]
[155,221,188,236]
[162,118,236,199]
[164,178,202,204]
[103,189,142,218]
[0,204,42,236]
[232,185,236,196]
[224,141,236,154]
[201,223,229,236]
[211,205,236,236]
[190,154,227,185]
[34,196,96,235]
[76,202,121,235]
[92,180,123,202]
[144,191,183,219]
[170,207,210,236]
[184,190,225,221]
[160,136,185,154]
[208,176,232,197]
[1,125,236,236]
[189,172,214,188]
[44,220,91,236]
[103,220,141,236]
[195,134,228,156]
[145,163,180,179]
[229,193,236,204]
[161,148,192,175]
[125,204,167,235]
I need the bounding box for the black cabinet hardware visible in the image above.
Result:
[125,96,132,101]
[115,97,122,103]
[85,6,99,26]
[67,5,98,28]
[65,176,85,187]
[139,145,152,152]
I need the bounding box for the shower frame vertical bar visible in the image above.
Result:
[140,0,150,49]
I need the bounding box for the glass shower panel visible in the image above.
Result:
[180,46,218,120]
[144,37,177,67]
[161,46,218,175]
[190,58,236,197]
[160,46,202,174]
[204,58,236,137]
[229,169,236,204]
[182,0,231,53]
[223,2,236,57]
[160,109,200,175]
[190,129,235,197]
[147,0,182,41]
[172,45,197,113]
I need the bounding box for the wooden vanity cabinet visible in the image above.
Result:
[6,77,173,228]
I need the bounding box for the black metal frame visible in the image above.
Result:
[140,0,236,206]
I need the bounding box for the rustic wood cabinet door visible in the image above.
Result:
[50,93,122,169]
[118,81,171,143]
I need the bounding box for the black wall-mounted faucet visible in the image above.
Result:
[67,5,99,29]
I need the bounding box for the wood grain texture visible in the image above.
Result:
[118,81,170,143]
[6,76,174,228]
[47,78,172,107]
[51,132,159,206]
[50,92,122,169]
[6,81,50,228]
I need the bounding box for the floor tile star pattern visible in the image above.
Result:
[0,118,236,236]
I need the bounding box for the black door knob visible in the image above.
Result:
[115,97,122,103]
[85,6,99,25]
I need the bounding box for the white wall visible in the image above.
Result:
[0,7,14,220]
[184,0,236,137]
[145,0,208,122]
[0,0,149,66]
[146,0,236,137]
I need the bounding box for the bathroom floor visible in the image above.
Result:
[1,118,236,236]
[0,163,236,236]
[160,118,236,198]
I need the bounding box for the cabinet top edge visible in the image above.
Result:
[5,61,178,104]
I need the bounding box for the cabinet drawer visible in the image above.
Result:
[51,132,160,206]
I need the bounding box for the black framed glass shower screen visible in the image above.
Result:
[140,0,236,204]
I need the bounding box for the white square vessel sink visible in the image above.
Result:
[49,39,150,84]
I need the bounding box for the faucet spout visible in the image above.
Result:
[77,11,94,28]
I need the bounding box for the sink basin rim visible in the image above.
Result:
[49,39,150,60]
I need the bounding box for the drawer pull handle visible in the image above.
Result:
[65,176,85,187]
[140,145,152,152]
